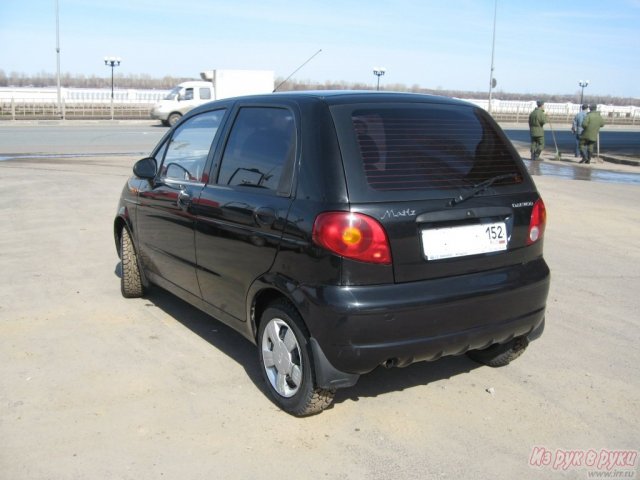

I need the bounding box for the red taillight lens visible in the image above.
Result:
[312,212,391,264]
[527,198,547,245]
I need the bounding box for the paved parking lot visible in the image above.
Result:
[1,151,638,479]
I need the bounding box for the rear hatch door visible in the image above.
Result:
[330,101,542,283]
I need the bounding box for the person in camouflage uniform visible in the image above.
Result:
[528,100,547,161]
[579,104,605,164]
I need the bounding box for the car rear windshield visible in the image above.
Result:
[333,103,524,200]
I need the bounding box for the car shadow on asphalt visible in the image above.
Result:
[333,356,480,406]
[142,287,267,392]
[120,266,483,408]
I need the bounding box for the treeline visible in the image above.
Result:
[280,79,640,107]
[1,70,638,106]
[0,70,193,90]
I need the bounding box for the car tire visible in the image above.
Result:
[167,113,181,127]
[258,301,335,416]
[120,227,144,298]
[466,337,529,367]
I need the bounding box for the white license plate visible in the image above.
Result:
[421,222,507,260]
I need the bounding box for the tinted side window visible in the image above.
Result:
[352,106,522,191]
[217,107,295,193]
[160,109,225,182]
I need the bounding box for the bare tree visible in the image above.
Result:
[2,71,638,106]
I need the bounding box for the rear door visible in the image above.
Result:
[193,105,297,321]
[331,102,540,284]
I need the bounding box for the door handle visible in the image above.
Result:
[254,206,277,226]
[177,189,192,210]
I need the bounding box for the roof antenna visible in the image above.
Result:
[273,49,322,92]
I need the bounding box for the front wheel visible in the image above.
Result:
[258,301,335,416]
[120,227,144,298]
[167,112,181,127]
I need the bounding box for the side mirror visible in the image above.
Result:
[133,157,157,180]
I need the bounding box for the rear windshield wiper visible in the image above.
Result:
[449,173,520,207]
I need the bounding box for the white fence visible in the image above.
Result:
[468,99,640,124]
[0,87,171,120]
[1,87,639,123]
[0,86,170,104]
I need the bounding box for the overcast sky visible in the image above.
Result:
[1,0,639,97]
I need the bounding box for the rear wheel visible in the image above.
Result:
[120,227,144,298]
[258,301,335,416]
[466,337,529,367]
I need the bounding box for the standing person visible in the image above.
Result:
[571,103,589,157]
[528,100,547,161]
[579,104,605,164]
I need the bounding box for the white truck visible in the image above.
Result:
[150,69,274,126]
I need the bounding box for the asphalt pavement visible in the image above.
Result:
[0,124,638,479]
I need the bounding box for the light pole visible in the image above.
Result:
[487,0,498,115]
[104,56,121,120]
[373,67,386,91]
[55,0,62,119]
[578,80,589,105]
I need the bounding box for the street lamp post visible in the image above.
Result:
[104,56,121,120]
[55,0,62,119]
[578,80,589,105]
[373,67,386,91]
[487,0,498,115]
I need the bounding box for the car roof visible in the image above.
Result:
[187,90,474,120]
[205,90,471,107]
[269,90,471,107]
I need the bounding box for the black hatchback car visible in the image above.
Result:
[114,91,550,416]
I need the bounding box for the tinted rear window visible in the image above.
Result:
[334,103,524,199]
[217,107,296,194]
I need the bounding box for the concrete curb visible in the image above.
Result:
[599,154,640,167]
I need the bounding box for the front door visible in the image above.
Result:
[136,109,226,296]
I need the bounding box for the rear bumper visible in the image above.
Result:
[299,258,550,382]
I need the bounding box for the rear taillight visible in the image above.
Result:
[527,198,546,245]
[312,212,391,264]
